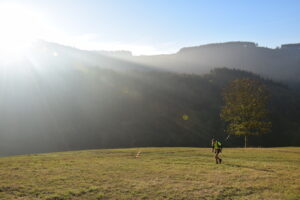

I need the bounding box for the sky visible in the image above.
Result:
[0,0,299,55]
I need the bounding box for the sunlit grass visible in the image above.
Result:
[0,147,299,199]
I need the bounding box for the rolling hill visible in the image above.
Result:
[125,41,300,84]
[0,40,300,156]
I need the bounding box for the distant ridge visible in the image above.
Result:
[178,41,258,53]
[128,41,300,83]
[31,40,300,83]
[281,43,300,49]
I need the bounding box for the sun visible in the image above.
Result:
[0,4,42,60]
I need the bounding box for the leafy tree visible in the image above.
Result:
[220,78,271,147]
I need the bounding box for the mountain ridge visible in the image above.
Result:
[35,40,300,83]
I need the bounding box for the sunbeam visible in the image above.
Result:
[0,4,43,61]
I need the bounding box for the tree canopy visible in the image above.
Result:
[221,79,271,147]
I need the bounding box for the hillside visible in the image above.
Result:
[0,147,299,200]
[0,41,300,156]
[29,40,300,83]
[128,42,300,83]
[29,41,300,84]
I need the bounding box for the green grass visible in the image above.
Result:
[0,147,299,200]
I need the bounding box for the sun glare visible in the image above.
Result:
[0,4,43,60]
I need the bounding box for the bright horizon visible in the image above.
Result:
[0,0,299,55]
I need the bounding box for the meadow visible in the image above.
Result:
[0,147,299,200]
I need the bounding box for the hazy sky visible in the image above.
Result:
[1,0,300,55]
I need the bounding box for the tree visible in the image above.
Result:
[220,78,271,147]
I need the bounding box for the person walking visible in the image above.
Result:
[211,138,222,164]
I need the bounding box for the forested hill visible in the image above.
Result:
[29,40,300,84]
[1,41,300,156]
[121,42,300,84]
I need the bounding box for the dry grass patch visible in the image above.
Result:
[0,147,299,199]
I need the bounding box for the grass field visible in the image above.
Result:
[0,147,299,200]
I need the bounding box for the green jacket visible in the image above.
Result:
[212,141,222,150]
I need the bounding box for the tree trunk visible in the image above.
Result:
[244,135,247,148]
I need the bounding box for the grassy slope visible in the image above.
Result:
[0,147,299,200]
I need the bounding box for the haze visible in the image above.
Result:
[0,0,299,55]
[0,0,300,156]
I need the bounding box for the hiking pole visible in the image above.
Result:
[225,134,231,141]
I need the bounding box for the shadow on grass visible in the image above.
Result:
[224,163,274,172]
[214,186,270,200]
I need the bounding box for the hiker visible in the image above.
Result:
[211,138,222,164]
